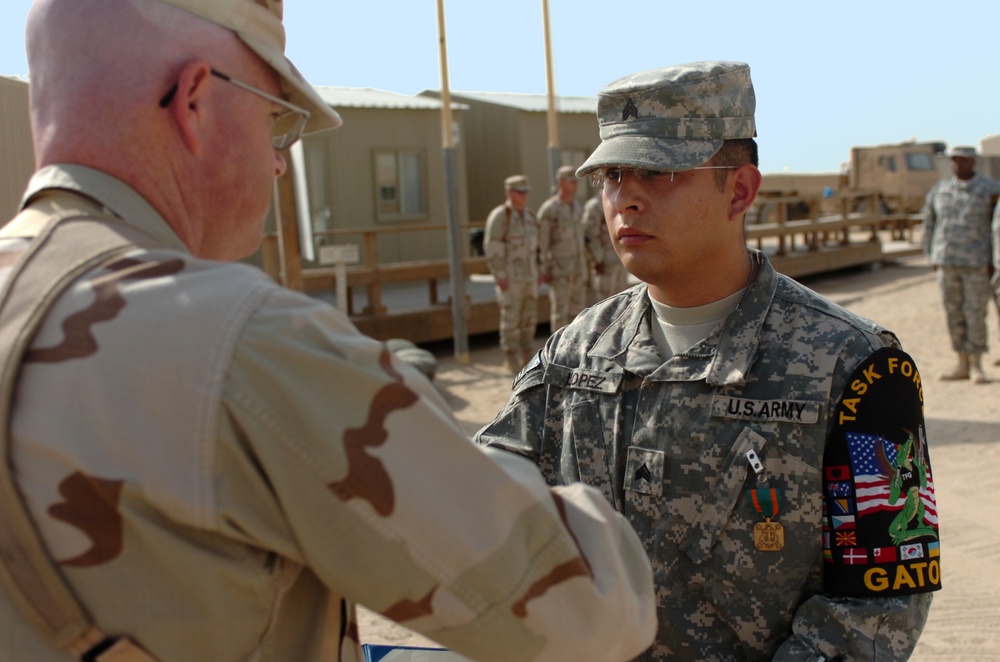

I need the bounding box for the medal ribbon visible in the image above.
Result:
[747,486,783,519]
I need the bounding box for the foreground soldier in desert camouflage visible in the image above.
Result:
[478,61,941,660]
[0,1,657,660]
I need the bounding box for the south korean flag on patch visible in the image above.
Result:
[822,347,942,598]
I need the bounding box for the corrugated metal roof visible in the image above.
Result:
[313,87,468,111]
[432,90,597,114]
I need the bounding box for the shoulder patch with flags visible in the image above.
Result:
[822,347,941,597]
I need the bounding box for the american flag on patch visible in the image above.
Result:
[845,431,937,525]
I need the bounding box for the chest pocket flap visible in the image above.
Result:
[681,427,767,564]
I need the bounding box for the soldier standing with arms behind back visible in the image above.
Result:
[922,145,1000,383]
[0,2,659,660]
[538,165,588,331]
[485,174,540,373]
[478,61,941,660]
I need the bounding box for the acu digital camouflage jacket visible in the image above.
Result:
[478,252,940,661]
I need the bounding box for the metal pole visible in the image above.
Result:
[436,0,470,364]
[542,0,561,192]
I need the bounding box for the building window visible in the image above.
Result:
[375,149,426,222]
[905,152,935,171]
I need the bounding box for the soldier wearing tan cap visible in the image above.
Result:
[479,61,939,660]
[537,165,588,331]
[0,2,657,660]
[484,175,541,373]
[922,145,1000,382]
[582,190,628,301]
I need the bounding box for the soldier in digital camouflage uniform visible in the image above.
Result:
[922,145,1000,383]
[0,1,659,660]
[477,61,941,661]
[484,175,541,373]
[582,191,628,302]
[538,165,588,331]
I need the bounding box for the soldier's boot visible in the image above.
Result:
[503,351,521,375]
[969,353,990,384]
[940,352,970,381]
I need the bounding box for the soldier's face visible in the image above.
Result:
[602,167,730,296]
[559,177,578,198]
[507,189,529,212]
[950,156,975,180]
[205,60,290,260]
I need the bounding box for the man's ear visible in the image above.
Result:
[164,61,212,155]
[729,164,762,221]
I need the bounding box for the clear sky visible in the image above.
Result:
[2,0,998,174]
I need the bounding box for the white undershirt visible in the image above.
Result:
[648,287,745,359]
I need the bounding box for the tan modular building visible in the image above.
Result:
[978,134,1000,180]
[419,90,599,221]
[290,87,471,267]
[0,76,35,223]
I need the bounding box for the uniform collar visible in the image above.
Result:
[588,250,776,385]
[20,164,189,253]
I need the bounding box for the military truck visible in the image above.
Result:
[755,140,946,223]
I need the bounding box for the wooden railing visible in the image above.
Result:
[303,223,488,316]
[256,190,923,342]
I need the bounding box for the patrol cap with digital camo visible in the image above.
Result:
[505,175,531,192]
[577,61,756,177]
[947,146,977,159]
[156,0,342,134]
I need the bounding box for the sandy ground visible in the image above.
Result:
[360,253,1000,660]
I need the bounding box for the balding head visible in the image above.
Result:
[27,0,239,164]
[25,0,300,260]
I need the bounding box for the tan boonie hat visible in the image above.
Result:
[577,61,756,177]
[556,165,578,180]
[157,0,342,134]
[505,175,531,192]
[947,145,977,159]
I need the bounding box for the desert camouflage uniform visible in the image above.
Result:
[922,173,1000,353]
[582,194,627,302]
[537,195,588,330]
[484,201,539,357]
[0,165,658,662]
[477,251,935,661]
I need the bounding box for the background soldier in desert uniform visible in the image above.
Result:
[582,191,627,302]
[0,2,659,660]
[537,165,588,330]
[478,61,939,660]
[484,175,540,373]
[922,145,1000,383]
